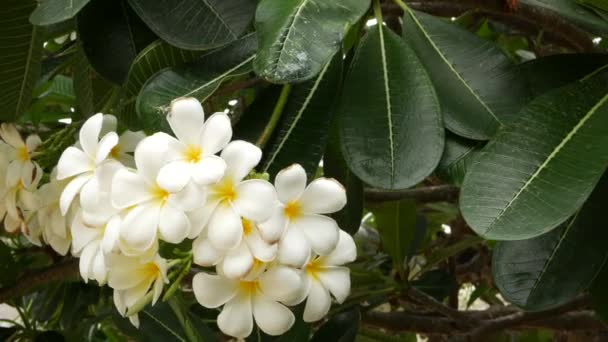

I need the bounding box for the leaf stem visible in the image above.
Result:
[373,0,384,23]
[391,0,408,11]
[256,84,292,148]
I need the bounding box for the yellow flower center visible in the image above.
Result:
[305,257,324,279]
[143,262,160,278]
[242,218,253,236]
[284,201,301,220]
[17,146,29,161]
[151,184,170,204]
[213,179,236,203]
[238,280,259,295]
[183,145,202,163]
[110,145,120,159]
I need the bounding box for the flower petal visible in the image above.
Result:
[60,173,91,215]
[168,181,205,212]
[220,242,254,279]
[303,279,331,322]
[134,133,172,184]
[292,214,339,256]
[277,227,311,268]
[119,204,160,253]
[187,198,219,239]
[79,243,97,282]
[233,180,276,222]
[192,272,238,308]
[274,164,306,204]
[102,215,121,254]
[21,161,42,190]
[56,147,91,180]
[168,97,206,145]
[157,160,192,193]
[253,295,295,336]
[245,228,277,262]
[92,248,107,284]
[95,132,119,164]
[158,205,190,244]
[200,113,232,156]
[257,205,286,243]
[79,175,100,212]
[111,169,153,209]
[25,135,42,152]
[317,267,351,303]
[0,123,24,148]
[217,294,253,339]
[192,155,226,185]
[220,140,261,182]
[70,212,102,254]
[79,113,103,158]
[322,229,357,266]
[101,114,118,135]
[152,278,164,305]
[193,236,222,266]
[259,265,302,303]
[207,203,243,250]
[118,130,146,153]
[299,178,346,214]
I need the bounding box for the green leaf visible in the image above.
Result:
[590,263,608,320]
[493,172,608,310]
[371,200,417,276]
[436,133,483,186]
[411,270,458,301]
[339,25,444,190]
[127,0,256,50]
[460,69,608,240]
[402,10,526,140]
[138,299,217,342]
[137,33,257,132]
[233,86,282,143]
[30,0,91,26]
[254,0,369,83]
[260,52,342,177]
[76,0,157,84]
[311,308,360,342]
[418,235,483,275]
[520,0,608,35]
[119,40,201,129]
[0,0,44,121]
[325,122,364,236]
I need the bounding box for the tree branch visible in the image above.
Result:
[0,259,79,303]
[364,185,460,202]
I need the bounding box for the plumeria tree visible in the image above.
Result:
[0,0,608,341]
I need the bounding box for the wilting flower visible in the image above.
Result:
[260,164,346,267]
[293,230,357,322]
[36,175,73,255]
[56,113,120,214]
[0,123,42,190]
[111,133,204,255]
[156,97,230,192]
[193,264,301,338]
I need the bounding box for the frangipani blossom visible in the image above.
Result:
[109,130,146,168]
[56,113,120,215]
[260,164,346,267]
[193,217,278,279]
[190,140,277,277]
[193,265,301,338]
[157,97,230,192]
[37,177,73,255]
[0,123,42,190]
[108,253,168,327]
[295,230,357,322]
[3,167,40,235]
[112,133,204,255]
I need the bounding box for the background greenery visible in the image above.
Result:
[1,0,608,341]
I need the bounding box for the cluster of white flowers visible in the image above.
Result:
[0,97,356,338]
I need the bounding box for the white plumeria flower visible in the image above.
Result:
[108,253,168,326]
[294,230,357,322]
[0,123,42,190]
[56,113,121,215]
[37,177,73,255]
[193,265,301,338]
[111,133,204,255]
[260,164,346,268]
[192,217,278,279]
[2,168,40,235]
[109,130,146,168]
[189,141,277,276]
[157,97,230,193]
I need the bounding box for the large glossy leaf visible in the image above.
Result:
[30,0,90,26]
[493,173,608,310]
[339,25,444,190]
[119,40,201,129]
[254,0,369,83]
[402,10,526,140]
[77,0,157,84]
[436,133,483,186]
[137,33,257,132]
[233,86,282,143]
[0,0,43,121]
[520,0,608,35]
[461,70,608,240]
[260,53,342,177]
[127,0,256,50]
[371,199,417,276]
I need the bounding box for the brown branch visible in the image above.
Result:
[364,185,460,203]
[0,259,79,303]
[382,0,596,52]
